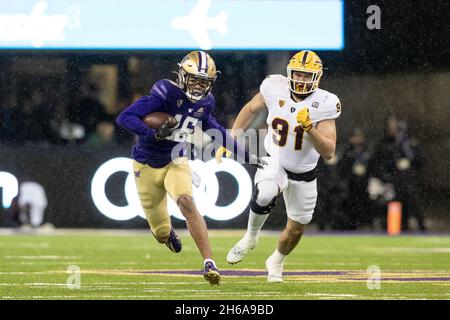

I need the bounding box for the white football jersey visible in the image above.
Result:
[260,75,341,174]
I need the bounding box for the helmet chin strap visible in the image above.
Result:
[186,82,208,101]
[186,92,202,102]
[290,90,313,102]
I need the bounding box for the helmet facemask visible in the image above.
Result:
[177,67,215,102]
[287,68,322,95]
[175,51,219,102]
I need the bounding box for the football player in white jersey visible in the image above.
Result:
[217,50,341,282]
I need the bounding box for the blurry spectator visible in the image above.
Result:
[18,181,48,227]
[315,155,346,230]
[47,100,73,145]
[68,83,109,139]
[131,91,145,103]
[84,121,117,148]
[114,95,136,146]
[57,121,86,145]
[19,90,57,146]
[339,128,373,229]
[0,95,21,145]
[368,116,426,231]
[3,196,21,227]
[3,181,49,228]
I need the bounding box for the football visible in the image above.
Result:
[143,112,177,129]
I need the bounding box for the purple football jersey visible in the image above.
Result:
[116,79,247,168]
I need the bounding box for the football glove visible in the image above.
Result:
[296,107,313,132]
[155,118,178,140]
[215,146,232,164]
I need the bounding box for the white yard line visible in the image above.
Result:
[3,255,81,260]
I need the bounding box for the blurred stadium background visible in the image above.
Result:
[0,0,449,232]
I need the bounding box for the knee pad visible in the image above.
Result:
[152,224,171,243]
[250,186,278,215]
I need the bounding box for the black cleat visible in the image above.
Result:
[165,229,182,253]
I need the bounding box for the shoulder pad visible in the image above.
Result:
[316,89,341,120]
[150,79,171,100]
[260,74,288,97]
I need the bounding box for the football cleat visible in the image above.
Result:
[202,260,221,285]
[165,229,182,253]
[226,237,257,264]
[265,254,284,283]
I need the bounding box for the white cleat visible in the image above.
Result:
[226,237,257,264]
[265,254,284,283]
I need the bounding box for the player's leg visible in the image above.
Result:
[266,218,305,282]
[266,179,317,282]
[247,181,280,240]
[176,194,220,284]
[165,158,220,285]
[29,206,45,227]
[227,157,288,264]
[133,160,180,251]
[226,181,279,264]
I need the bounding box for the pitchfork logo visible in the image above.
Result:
[91,157,252,221]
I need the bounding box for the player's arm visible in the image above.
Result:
[116,81,168,137]
[308,120,337,160]
[203,109,264,167]
[213,92,266,165]
[296,107,336,160]
[230,92,267,139]
[116,96,162,137]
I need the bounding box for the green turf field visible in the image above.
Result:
[0,230,449,300]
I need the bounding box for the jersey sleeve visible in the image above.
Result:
[116,80,171,137]
[116,94,165,137]
[149,79,171,101]
[259,75,272,102]
[320,95,342,121]
[259,75,286,112]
